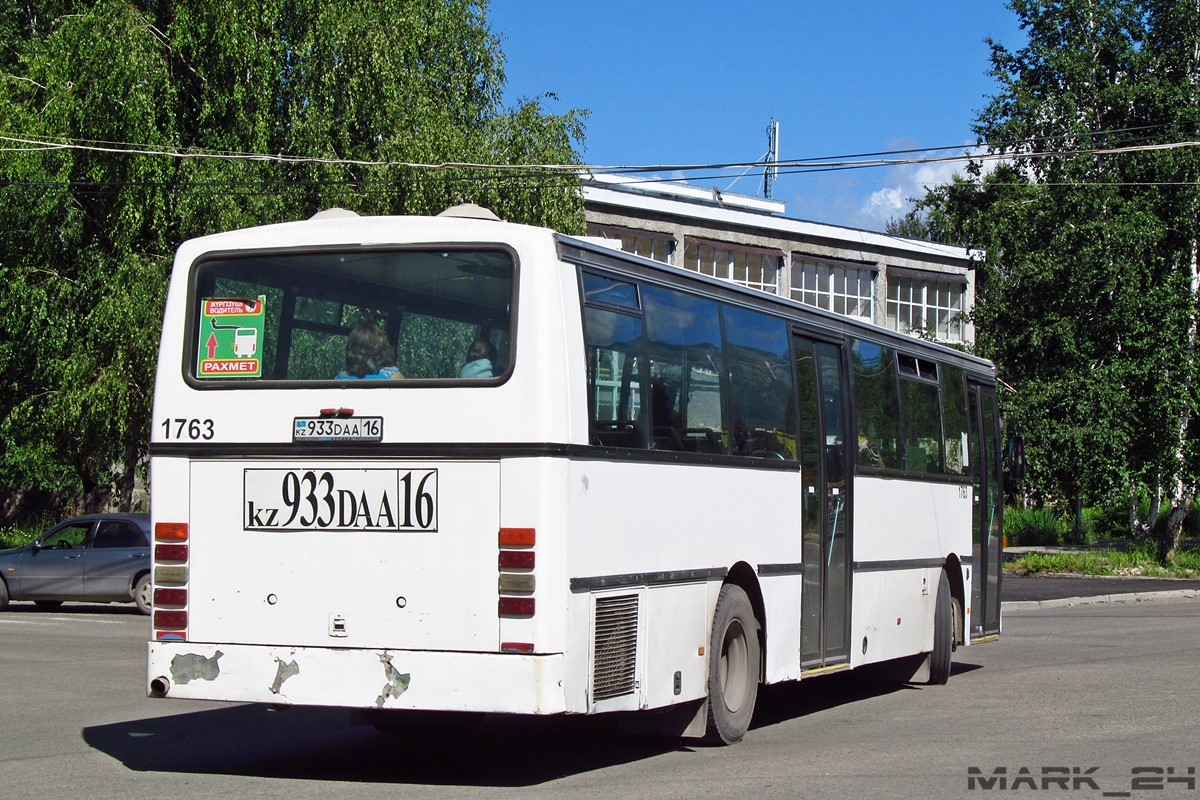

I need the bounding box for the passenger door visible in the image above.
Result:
[968,383,1003,638]
[795,334,852,668]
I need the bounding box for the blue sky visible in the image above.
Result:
[487,1,1027,232]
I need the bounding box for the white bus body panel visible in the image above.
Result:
[851,475,973,664]
[185,459,500,650]
[564,459,804,706]
[147,642,569,713]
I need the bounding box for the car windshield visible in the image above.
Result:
[189,249,514,385]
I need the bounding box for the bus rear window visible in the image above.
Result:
[188,249,513,384]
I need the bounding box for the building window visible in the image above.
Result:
[886,274,966,342]
[683,239,781,294]
[587,224,676,264]
[790,257,875,321]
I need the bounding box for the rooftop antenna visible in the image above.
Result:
[763,118,780,199]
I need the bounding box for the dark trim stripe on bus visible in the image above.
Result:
[757,562,804,576]
[570,567,729,592]
[572,558,963,590]
[148,440,798,471]
[852,558,950,573]
[148,441,976,484]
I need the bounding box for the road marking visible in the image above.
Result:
[0,615,130,625]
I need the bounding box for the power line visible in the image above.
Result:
[5,130,1200,176]
[3,128,1200,200]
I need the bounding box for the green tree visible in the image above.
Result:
[0,0,586,516]
[908,0,1200,561]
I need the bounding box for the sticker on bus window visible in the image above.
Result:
[196,297,265,378]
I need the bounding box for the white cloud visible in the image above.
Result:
[853,144,977,230]
[865,186,905,214]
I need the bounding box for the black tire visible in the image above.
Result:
[134,573,152,615]
[34,600,63,611]
[0,578,9,611]
[704,584,761,744]
[927,570,952,685]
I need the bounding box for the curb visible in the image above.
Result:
[1004,589,1200,611]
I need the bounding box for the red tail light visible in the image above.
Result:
[498,597,535,617]
[155,544,188,562]
[154,587,187,606]
[153,521,189,641]
[154,609,187,629]
[498,550,535,569]
[497,527,536,627]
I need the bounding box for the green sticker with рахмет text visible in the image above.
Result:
[196,297,265,378]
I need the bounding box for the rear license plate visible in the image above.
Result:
[292,416,383,442]
[243,468,437,532]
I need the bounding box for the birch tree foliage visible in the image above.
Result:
[900,0,1200,560]
[0,0,586,513]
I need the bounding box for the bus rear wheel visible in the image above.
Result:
[704,584,760,744]
[927,570,952,685]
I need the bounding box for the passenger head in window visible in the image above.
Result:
[337,322,404,380]
[458,338,495,379]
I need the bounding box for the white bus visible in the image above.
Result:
[147,205,1004,744]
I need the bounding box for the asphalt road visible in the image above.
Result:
[1,592,1198,800]
[1003,573,1200,603]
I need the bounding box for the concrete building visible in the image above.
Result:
[582,174,977,345]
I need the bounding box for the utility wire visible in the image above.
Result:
[4,132,1200,176]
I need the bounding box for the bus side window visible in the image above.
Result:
[897,353,944,474]
[722,306,794,459]
[583,307,646,448]
[642,285,724,453]
[940,364,969,475]
[850,339,898,469]
[899,375,944,473]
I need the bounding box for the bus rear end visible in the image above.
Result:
[146,209,578,716]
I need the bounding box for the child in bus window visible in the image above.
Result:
[458,339,495,379]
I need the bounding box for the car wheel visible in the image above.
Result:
[0,578,9,611]
[134,573,152,615]
[34,600,63,611]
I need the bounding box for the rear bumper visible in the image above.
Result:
[147,641,568,714]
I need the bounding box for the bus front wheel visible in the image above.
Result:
[704,583,760,744]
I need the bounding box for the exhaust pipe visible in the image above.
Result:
[149,676,171,697]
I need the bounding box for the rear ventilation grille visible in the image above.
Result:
[592,594,639,701]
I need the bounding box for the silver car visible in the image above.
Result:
[0,513,152,614]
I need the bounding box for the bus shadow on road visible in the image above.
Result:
[750,661,984,732]
[82,704,685,787]
[83,663,983,786]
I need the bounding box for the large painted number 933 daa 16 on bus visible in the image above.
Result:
[146,204,1004,745]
